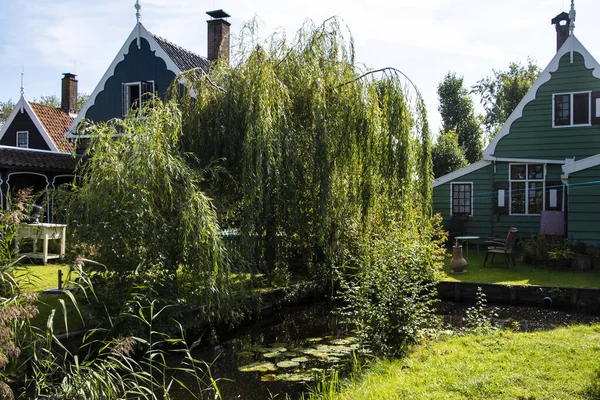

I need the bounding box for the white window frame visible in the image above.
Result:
[552,91,592,128]
[509,163,545,216]
[450,182,473,217]
[122,81,155,116]
[16,131,29,148]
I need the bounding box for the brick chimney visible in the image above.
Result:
[61,73,78,115]
[551,12,570,51]
[206,9,231,64]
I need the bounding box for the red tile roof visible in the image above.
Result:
[29,103,74,153]
[0,146,80,172]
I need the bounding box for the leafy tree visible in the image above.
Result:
[473,58,541,137]
[432,131,468,178]
[437,72,483,163]
[173,18,434,281]
[64,99,245,332]
[0,99,15,127]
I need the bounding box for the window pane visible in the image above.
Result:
[511,165,526,180]
[528,164,543,180]
[452,184,472,215]
[528,182,543,214]
[554,94,570,126]
[573,93,589,125]
[511,182,525,214]
[130,84,140,110]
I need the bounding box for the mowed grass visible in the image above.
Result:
[336,325,600,400]
[14,263,77,292]
[441,249,600,289]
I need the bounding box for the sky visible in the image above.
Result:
[1,0,599,133]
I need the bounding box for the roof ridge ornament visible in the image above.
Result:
[20,68,25,113]
[135,1,142,49]
[569,0,576,63]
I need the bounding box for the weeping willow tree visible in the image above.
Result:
[172,17,434,279]
[63,101,245,332]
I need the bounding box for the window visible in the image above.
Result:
[451,183,472,216]
[122,81,155,116]
[510,163,544,215]
[553,92,590,127]
[17,131,29,148]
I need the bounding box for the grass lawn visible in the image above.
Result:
[14,262,77,292]
[335,324,600,399]
[441,249,600,289]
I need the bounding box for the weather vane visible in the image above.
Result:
[135,1,142,49]
[569,0,576,63]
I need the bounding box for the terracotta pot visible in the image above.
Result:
[450,246,468,274]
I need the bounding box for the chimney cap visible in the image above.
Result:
[206,9,230,19]
[62,72,77,78]
[551,12,569,25]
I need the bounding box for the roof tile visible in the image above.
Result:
[29,103,74,152]
[151,34,210,74]
[0,146,79,171]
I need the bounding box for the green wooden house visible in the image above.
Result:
[433,11,600,244]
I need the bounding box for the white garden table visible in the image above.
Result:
[17,223,67,265]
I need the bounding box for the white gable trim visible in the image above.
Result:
[0,96,59,152]
[65,23,184,138]
[433,160,491,187]
[484,36,600,160]
[562,153,600,178]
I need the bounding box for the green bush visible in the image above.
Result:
[338,214,445,357]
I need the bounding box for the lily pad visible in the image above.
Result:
[277,360,300,368]
[291,357,309,363]
[238,361,277,373]
[306,337,323,342]
[261,374,278,382]
[263,351,284,359]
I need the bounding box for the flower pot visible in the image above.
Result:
[450,246,468,274]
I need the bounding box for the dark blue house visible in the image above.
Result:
[66,10,231,148]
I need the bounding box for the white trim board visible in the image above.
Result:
[0,96,59,152]
[562,153,600,177]
[433,160,491,187]
[483,36,600,159]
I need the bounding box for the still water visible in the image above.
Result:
[172,301,600,399]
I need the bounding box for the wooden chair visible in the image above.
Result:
[483,228,518,267]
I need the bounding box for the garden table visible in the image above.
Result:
[16,223,67,265]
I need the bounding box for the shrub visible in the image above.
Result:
[337,214,446,357]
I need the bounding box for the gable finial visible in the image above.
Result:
[569,0,576,63]
[135,1,142,49]
[20,67,25,113]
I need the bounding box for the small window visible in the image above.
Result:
[122,81,155,116]
[553,92,590,127]
[451,183,472,216]
[17,131,29,148]
[509,163,544,215]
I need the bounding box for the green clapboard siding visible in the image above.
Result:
[433,163,566,242]
[567,165,600,244]
[433,164,495,240]
[494,52,600,160]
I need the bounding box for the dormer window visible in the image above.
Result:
[122,81,155,116]
[17,131,29,148]
[553,92,590,127]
